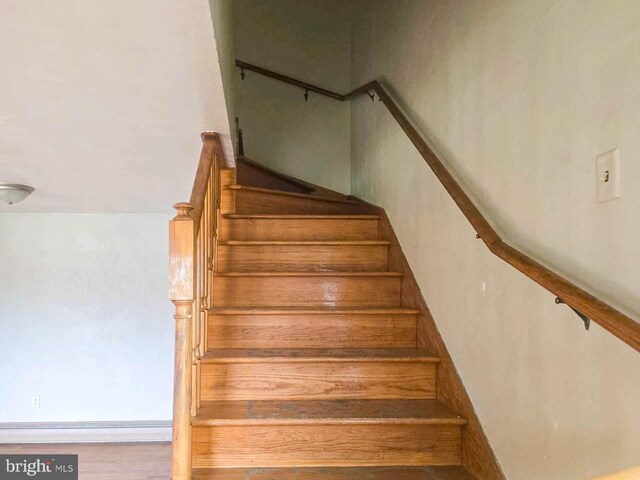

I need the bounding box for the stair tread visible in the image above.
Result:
[224,214,379,219]
[208,307,420,315]
[213,271,403,277]
[192,466,477,480]
[201,348,439,363]
[219,240,390,245]
[226,185,361,205]
[193,399,466,425]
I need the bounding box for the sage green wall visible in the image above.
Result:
[350,1,640,478]
[234,0,352,193]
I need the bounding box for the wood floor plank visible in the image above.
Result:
[0,443,170,480]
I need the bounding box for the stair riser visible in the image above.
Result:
[219,218,379,241]
[207,314,417,349]
[222,189,364,215]
[212,276,402,308]
[217,245,389,272]
[200,361,436,401]
[236,160,313,194]
[192,424,461,468]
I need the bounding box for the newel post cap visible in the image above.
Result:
[201,131,218,142]
[173,202,194,219]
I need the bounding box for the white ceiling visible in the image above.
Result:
[0,0,233,213]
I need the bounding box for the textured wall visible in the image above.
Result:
[234,0,352,193]
[0,214,173,422]
[350,1,640,478]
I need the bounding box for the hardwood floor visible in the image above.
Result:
[0,443,170,479]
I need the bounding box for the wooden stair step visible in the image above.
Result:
[219,240,389,245]
[212,272,403,308]
[213,271,403,276]
[199,349,439,401]
[217,240,390,272]
[193,427,462,468]
[223,214,380,219]
[207,307,419,349]
[220,214,380,241]
[201,348,439,362]
[192,398,462,467]
[192,400,465,468]
[208,307,420,315]
[225,185,361,205]
[223,185,365,215]
[193,399,466,425]
[193,466,477,480]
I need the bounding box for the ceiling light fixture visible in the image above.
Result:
[0,183,35,205]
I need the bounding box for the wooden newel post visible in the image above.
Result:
[169,202,195,480]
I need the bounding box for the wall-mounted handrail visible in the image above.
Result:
[236,59,343,100]
[236,59,640,353]
[169,132,225,480]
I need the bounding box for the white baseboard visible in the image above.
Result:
[0,420,172,444]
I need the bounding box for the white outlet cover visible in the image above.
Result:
[596,148,620,203]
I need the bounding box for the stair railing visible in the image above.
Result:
[169,132,225,480]
[235,58,640,353]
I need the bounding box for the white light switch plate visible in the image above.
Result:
[596,148,620,203]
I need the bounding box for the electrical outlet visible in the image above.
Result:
[31,396,40,408]
[596,148,620,203]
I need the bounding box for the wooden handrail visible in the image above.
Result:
[236,59,344,100]
[188,133,216,233]
[169,132,226,480]
[236,59,640,353]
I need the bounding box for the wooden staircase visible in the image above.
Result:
[188,158,484,479]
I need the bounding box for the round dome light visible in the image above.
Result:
[0,183,35,205]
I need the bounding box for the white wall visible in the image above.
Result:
[0,0,235,429]
[0,0,232,214]
[234,0,352,193]
[0,214,173,423]
[350,1,640,478]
